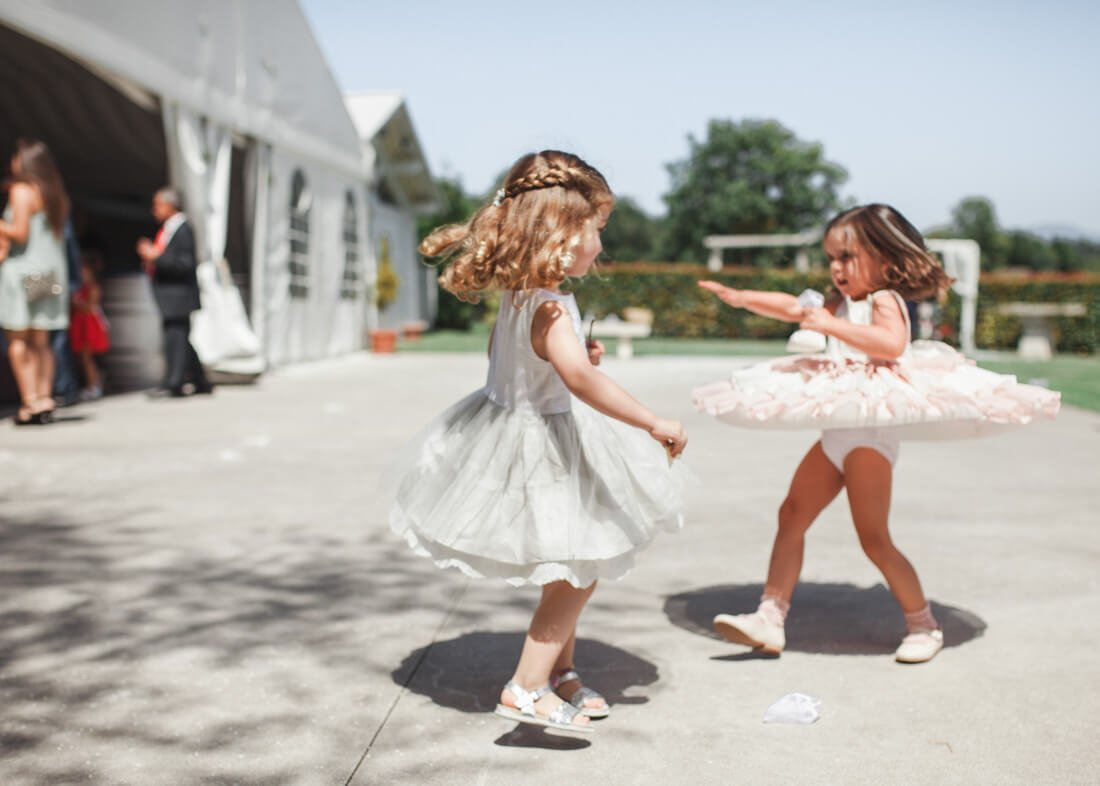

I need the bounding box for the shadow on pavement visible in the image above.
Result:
[394,631,659,713]
[664,582,986,655]
[492,724,591,750]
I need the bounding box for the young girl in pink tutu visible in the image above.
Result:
[694,204,1059,663]
[391,150,688,732]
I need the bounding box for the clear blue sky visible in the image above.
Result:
[302,0,1100,238]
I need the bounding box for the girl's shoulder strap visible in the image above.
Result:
[870,289,911,333]
[533,287,572,302]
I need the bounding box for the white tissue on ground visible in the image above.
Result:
[763,693,821,724]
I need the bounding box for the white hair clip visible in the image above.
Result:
[492,188,506,207]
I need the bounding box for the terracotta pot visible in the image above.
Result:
[369,329,398,353]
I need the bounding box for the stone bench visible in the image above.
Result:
[588,318,652,359]
[995,302,1087,360]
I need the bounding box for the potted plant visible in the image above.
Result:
[368,237,400,353]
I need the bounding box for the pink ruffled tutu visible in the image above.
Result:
[693,340,1060,440]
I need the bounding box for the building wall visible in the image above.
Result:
[366,195,433,331]
[259,148,370,365]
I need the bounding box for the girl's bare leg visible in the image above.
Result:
[79,350,100,390]
[551,591,608,713]
[502,581,595,724]
[844,448,927,613]
[762,442,844,601]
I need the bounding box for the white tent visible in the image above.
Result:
[0,0,435,393]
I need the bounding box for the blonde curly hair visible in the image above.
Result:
[420,150,612,300]
[826,204,952,300]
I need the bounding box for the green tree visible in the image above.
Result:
[416,176,480,241]
[1051,238,1100,272]
[660,118,848,263]
[949,196,1007,267]
[417,176,483,329]
[602,196,662,262]
[1004,230,1057,271]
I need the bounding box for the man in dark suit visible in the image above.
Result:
[136,187,212,398]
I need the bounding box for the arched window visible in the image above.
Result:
[339,190,361,299]
[288,169,311,299]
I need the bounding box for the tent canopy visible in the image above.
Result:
[0,0,366,178]
[0,22,165,203]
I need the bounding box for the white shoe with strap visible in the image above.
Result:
[713,611,786,655]
[895,629,944,663]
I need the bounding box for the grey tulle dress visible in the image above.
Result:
[389,289,686,587]
[0,209,68,331]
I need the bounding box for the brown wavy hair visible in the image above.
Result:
[420,150,612,300]
[10,138,70,238]
[826,204,952,300]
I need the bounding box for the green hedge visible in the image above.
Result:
[567,264,1100,353]
[940,272,1100,354]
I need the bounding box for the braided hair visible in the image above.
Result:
[420,150,612,299]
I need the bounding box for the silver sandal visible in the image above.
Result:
[550,668,610,719]
[493,680,594,733]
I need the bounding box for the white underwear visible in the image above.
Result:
[821,427,900,470]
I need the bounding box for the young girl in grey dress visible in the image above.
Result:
[391,151,688,733]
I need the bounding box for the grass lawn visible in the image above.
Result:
[398,331,1100,412]
[973,355,1100,412]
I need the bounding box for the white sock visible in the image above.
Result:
[904,604,938,634]
[758,594,790,626]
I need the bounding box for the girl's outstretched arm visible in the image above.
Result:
[800,294,908,360]
[697,280,803,322]
[532,300,686,457]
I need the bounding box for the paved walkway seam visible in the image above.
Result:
[344,579,472,784]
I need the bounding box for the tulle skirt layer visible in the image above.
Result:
[693,341,1060,440]
[389,390,685,587]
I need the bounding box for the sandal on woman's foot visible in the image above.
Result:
[494,680,593,734]
[13,407,38,426]
[551,668,610,718]
[30,399,55,424]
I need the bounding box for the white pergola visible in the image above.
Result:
[925,239,980,354]
[704,229,823,273]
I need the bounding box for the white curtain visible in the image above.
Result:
[163,101,263,372]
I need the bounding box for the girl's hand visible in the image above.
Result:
[586,339,605,366]
[800,307,837,335]
[650,417,687,460]
[697,280,743,308]
[0,234,9,263]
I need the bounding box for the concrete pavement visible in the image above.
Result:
[1,352,1097,785]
